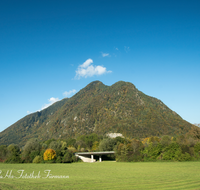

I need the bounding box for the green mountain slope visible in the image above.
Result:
[0,98,68,146]
[0,81,193,146]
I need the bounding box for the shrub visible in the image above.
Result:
[162,142,181,161]
[43,149,56,161]
[194,142,200,153]
[30,150,40,160]
[22,138,41,163]
[142,143,162,160]
[160,136,171,147]
[5,144,21,163]
[98,138,116,151]
[21,156,32,163]
[67,147,76,153]
[62,152,73,163]
[0,145,7,162]
[33,155,43,163]
[56,156,62,163]
[49,141,62,151]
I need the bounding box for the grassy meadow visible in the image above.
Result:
[0,161,200,190]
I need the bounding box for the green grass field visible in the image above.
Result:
[0,161,200,190]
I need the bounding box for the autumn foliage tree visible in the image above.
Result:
[43,149,56,161]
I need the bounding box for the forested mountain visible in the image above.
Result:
[0,98,68,146]
[0,81,194,146]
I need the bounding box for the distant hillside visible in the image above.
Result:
[0,98,68,146]
[0,81,194,146]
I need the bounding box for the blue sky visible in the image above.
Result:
[0,0,200,132]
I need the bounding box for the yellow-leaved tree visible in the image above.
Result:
[43,149,56,161]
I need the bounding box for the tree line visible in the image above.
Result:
[1,126,200,163]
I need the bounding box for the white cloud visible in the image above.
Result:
[115,48,119,50]
[63,89,76,97]
[75,58,112,79]
[41,97,60,110]
[27,111,32,114]
[101,52,109,57]
[81,58,93,68]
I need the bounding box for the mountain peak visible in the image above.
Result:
[111,81,137,90]
[84,81,106,91]
[88,80,104,86]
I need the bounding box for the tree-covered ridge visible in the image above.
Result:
[0,98,68,146]
[0,81,194,146]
